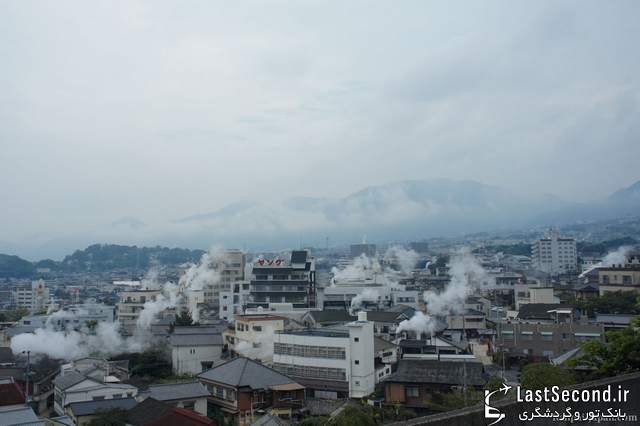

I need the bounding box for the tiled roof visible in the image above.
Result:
[198,357,299,390]
[387,359,484,386]
[69,397,137,416]
[147,381,210,401]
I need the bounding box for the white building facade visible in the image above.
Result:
[272,312,375,399]
[532,231,577,275]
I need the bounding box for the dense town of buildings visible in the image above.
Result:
[1,231,639,425]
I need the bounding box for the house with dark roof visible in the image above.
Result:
[384,359,485,413]
[53,368,138,416]
[68,397,137,426]
[445,309,487,334]
[127,397,216,426]
[197,357,305,425]
[142,381,210,416]
[301,309,356,328]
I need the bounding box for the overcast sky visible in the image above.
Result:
[1,1,639,249]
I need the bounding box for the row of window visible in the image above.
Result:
[274,343,346,359]
[273,363,346,381]
[501,331,600,341]
[205,383,236,402]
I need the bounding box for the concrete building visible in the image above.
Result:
[169,328,224,375]
[248,250,316,309]
[48,303,116,330]
[116,289,162,334]
[597,262,640,295]
[531,231,577,275]
[219,281,251,322]
[11,280,50,312]
[229,314,285,364]
[272,312,375,399]
[204,249,246,308]
[515,286,559,310]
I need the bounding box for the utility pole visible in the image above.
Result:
[22,350,31,403]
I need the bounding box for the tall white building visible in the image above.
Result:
[204,249,246,308]
[531,231,577,275]
[116,289,162,334]
[12,280,50,312]
[272,311,375,399]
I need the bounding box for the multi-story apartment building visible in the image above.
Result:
[219,281,251,322]
[531,231,577,275]
[272,311,375,399]
[248,250,316,309]
[597,255,640,295]
[497,305,604,362]
[115,289,162,334]
[11,280,50,312]
[204,249,246,309]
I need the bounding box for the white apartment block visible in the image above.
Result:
[204,249,246,308]
[532,231,577,275]
[218,281,251,322]
[272,311,375,399]
[12,280,50,312]
[116,289,161,334]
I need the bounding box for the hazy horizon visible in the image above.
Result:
[2,1,640,258]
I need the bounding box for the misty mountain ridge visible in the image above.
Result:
[2,178,639,260]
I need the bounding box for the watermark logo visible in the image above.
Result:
[484,382,512,425]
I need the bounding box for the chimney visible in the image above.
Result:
[357,311,367,322]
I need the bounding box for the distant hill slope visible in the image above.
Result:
[0,254,35,278]
[0,244,206,278]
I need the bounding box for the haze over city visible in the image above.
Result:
[1,1,640,258]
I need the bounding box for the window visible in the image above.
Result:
[253,325,263,332]
[354,360,360,365]
[623,275,632,285]
[112,394,122,399]
[406,387,419,397]
[354,337,359,342]
[93,396,105,400]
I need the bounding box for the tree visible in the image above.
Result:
[572,317,640,377]
[520,363,576,391]
[174,310,195,327]
[87,408,128,426]
[575,291,640,316]
[327,405,375,426]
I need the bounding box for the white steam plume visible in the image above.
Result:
[350,288,380,310]
[580,246,633,277]
[397,249,494,337]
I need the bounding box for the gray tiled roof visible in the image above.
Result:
[147,381,210,401]
[0,405,44,426]
[54,370,87,391]
[169,333,223,347]
[69,397,137,416]
[387,359,484,386]
[198,357,298,390]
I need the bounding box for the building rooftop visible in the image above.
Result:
[277,327,349,338]
[0,378,25,406]
[147,381,210,401]
[198,357,301,391]
[518,304,575,320]
[306,309,356,324]
[169,334,223,347]
[387,359,484,386]
[234,315,286,322]
[0,405,43,426]
[69,397,137,417]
